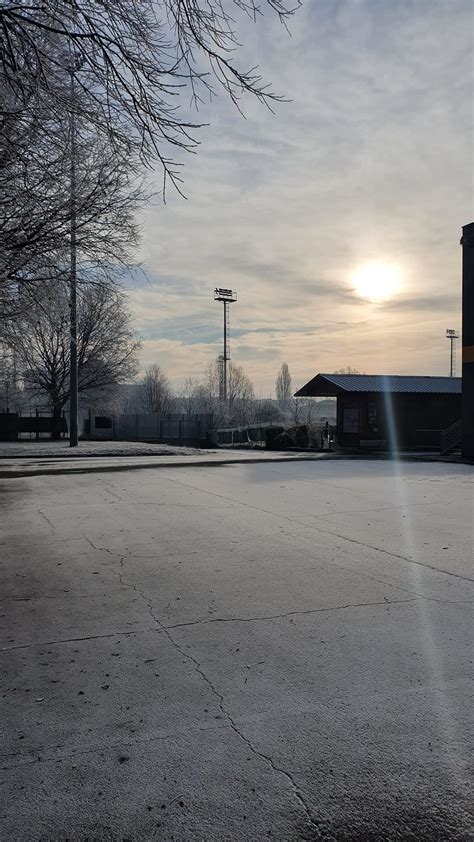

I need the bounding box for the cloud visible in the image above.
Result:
[383,292,462,314]
[125,0,470,391]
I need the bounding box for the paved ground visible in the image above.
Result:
[0,449,331,480]
[1,459,472,840]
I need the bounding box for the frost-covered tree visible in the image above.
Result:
[140,365,173,415]
[190,359,255,426]
[1,74,142,293]
[275,362,292,407]
[1,0,300,295]
[1,0,299,189]
[1,281,140,437]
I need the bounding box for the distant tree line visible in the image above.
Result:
[127,359,335,432]
[0,281,140,437]
[136,359,273,428]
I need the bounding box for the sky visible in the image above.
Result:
[127,0,473,395]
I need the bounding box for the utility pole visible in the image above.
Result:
[69,65,78,447]
[214,288,237,401]
[446,328,459,377]
[67,54,84,447]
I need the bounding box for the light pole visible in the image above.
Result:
[214,288,237,401]
[446,328,459,378]
[67,55,84,447]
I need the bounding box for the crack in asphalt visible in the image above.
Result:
[164,597,422,629]
[297,522,474,584]
[2,594,110,602]
[4,534,468,653]
[277,532,459,603]
[0,721,232,769]
[1,629,142,652]
[3,466,471,837]
[162,474,474,584]
[83,526,465,609]
[4,503,470,835]
[82,534,453,623]
[3,595,448,653]
[149,599,320,832]
[100,555,319,832]
[98,477,124,503]
[83,536,120,560]
[80,533,427,608]
[37,508,56,533]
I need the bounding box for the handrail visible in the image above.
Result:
[440,419,462,455]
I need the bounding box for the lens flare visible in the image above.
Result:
[352,262,401,302]
[381,382,462,786]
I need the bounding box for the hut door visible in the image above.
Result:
[342,403,360,433]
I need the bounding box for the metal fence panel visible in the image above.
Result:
[111,412,212,445]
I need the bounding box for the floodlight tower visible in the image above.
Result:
[214,287,237,400]
[446,328,459,377]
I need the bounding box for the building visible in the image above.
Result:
[295,374,461,451]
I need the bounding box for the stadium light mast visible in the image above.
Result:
[446,328,459,377]
[214,288,237,401]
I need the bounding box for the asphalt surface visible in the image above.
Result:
[0,449,330,479]
[1,458,473,840]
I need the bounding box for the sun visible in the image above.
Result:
[352,262,401,302]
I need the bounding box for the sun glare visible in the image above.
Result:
[352,262,401,302]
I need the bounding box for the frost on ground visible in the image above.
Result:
[0,440,212,458]
[1,459,472,840]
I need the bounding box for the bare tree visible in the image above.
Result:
[291,395,301,425]
[1,281,140,438]
[190,381,218,418]
[177,376,200,415]
[1,75,143,293]
[333,366,363,374]
[200,359,254,426]
[0,342,23,412]
[251,396,284,425]
[227,361,255,424]
[1,0,301,308]
[189,361,224,425]
[1,0,299,192]
[275,362,292,407]
[140,365,173,415]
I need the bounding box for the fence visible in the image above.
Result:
[0,411,67,441]
[90,412,213,446]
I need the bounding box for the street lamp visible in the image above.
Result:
[67,54,85,447]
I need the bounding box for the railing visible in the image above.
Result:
[212,424,279,448]
[440,419,462,455]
